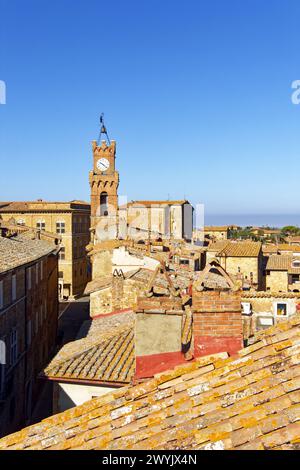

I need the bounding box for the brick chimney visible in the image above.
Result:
[192,290,243,357]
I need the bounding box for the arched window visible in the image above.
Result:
[100,192,108,216]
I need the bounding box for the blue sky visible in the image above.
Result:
[1,0,300,217]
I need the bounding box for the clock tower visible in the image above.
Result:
[89,121,119,243]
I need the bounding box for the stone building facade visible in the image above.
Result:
[119,200,193,242]
[206,241,264,290]
[0,234,59,438]
[0,200,90,299]
[204,226,229,241]
[241,291,300,341]
[265,255,300,293]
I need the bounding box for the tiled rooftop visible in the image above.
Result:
[217,241,262,258]
[206,240,230,252]
[85,267,193,297]
[0,235,57,274]
[1,314,299,450]
[266,255,293,271]
[262,245,279,254]
[207,241,261,257]
[42,312,135,384]
[278,244,300,253]
[242,291,300,299]
[127,200,189,207]
[204,226,228,232]
[286,237,300,244]
[0,200,90,212]
[266,255,300,274]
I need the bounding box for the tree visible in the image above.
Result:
[281,226,300,237]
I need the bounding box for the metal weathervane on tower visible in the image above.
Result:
[97,113,111,145]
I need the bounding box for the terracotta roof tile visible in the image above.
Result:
[217,241,262,257]
[127,200,189,207]
[1,315,300,450]
[42,313,135,384]
[265,255,300,273]
[278,244,300,253]
[0,201,90,211]
[206,240,230,252]
[0,234,57,273]
[204,226,229,232]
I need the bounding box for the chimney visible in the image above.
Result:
[192,290,243,357]
[134,295,186,379]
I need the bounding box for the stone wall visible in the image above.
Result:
[266,270,288,292]
[219,256,260,286]
[241,293,300,340]
[0,210,90,298]
[90,277,148,318]
[0,251,58,438]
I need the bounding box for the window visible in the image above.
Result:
[11,274,17,302]
[100,192,108,216]
[58,271,64,278]
[17,219,25,226]
[0,281,3,309]
[292,260,300,268]
[276,303,287,317]
[10,329,18,365]
[59,246,65,260]
[27,267,32,290]
[179,259,189,265]
[36,220,45,231]
[56,221,65,234]
[291,274,300,283]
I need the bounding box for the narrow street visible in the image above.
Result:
[30,295,90,425]
[58,295,90,346]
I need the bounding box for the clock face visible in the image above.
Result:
[96,158,110,172]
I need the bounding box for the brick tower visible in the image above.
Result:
[89,120,119,243]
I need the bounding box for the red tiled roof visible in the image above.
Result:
[1,314,300,450]
[218,241,261,257]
